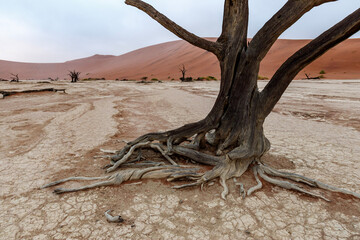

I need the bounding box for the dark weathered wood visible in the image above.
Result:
[260,8,360,118]
[125,0,359,159]
[249,0,336,61]
[125,0,222,57]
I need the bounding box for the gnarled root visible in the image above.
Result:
[42,165,200,194]
[257,165,330,201]
[258,163,360,199]
[247,165,262,196]
[42,131,360,202]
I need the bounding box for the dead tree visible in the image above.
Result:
[43,1,360,201]
[10,73,19,82]
[68,70,81,83]
[179,64,187,81]
[304,73,320,80]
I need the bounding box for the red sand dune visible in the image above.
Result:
[0,38,359,80]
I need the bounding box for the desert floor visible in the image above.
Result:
[0,79,359,239]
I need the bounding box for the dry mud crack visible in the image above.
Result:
[0,80,359,239]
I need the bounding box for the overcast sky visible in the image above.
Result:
[0,0,359,63]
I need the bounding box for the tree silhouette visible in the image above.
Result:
[68,70,81,83]
[179,64,187,81]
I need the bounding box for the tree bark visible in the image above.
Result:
[123,0,360,163]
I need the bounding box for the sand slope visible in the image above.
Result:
[0,38,359,80]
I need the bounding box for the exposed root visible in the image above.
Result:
[259,164,360,199]
[239,183,246,199]
[40,176,109,189]
[233,178,246,199]
[42,131,360,203]
[257,166,330,201]
[220,176,229,200]
[185,132,206,150]
[107,141,151,172]
[93,155,112,159]
[53,180,117,194]
[43,165,199,194]
[247,165,263,196]
[172,155,253,200]
[172,182,201,189]
[172,145,221,166]
[100,149,118,154]
[122,161,165,167]
[106,142,177,172]
[149,143,177,165]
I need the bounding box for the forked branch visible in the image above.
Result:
[125,0,222,57]
[249,0,337,61]
[260,8,360,117]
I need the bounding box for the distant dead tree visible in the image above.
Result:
[179,64,187,81]
[304,73,320,80]
[10,73,19,82]
[68,70,81,83]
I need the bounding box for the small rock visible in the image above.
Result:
[210,217,217,224]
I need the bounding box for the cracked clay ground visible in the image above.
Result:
[0,80,359,239]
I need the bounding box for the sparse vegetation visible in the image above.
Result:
[141,76,148,81]
[257,75,269,80]
[181,77,193,82]
[82,77,106,81]
[319,70,326,74]
[138,78,162,84]
[196,76,218,81]
[206,76,217,80]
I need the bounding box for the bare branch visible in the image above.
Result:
[260,8,360,118]
[249,0,337,61]
[125,0,222,57]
